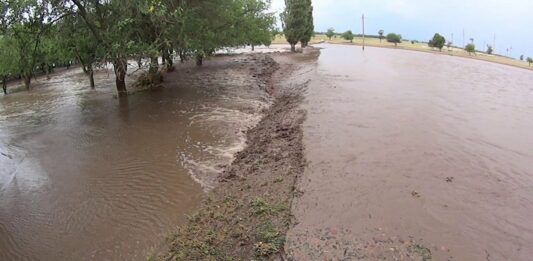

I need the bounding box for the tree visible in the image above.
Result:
[386,33,401,47]
[0,0,277,96]
[282,0,309,52]
[378,29,384,43]
[70,0,142,95]
[1,1,65,90]
[233,0,276,51]
[520,55,524,61]
[56,15,101,89]
[465,43,476,55]
[527,57,533,66]
[486,45,493,55]
[325,28,335,40]
[428,33,445,51]
[342,30,354,43]
[299,0,314,47]
[0,36,20,95]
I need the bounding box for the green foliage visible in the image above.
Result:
[386,33,402,46]
[486,45,493,55]
[0,0,65,89]
[0,36,20,77]
[428,33,445,51]
[325,27,335,40]
[282,0,314,51]
[527,57,533,66]
[519,55,524,61]
[465,43,476,54]
[1,0,276,94]
[299,0,314,47]
[342,30,354,43]
[378,29,384,42]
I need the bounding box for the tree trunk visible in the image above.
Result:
[179,50,186,63]
[23,74,31,90]
[165,51,175,72]
[301,42,308,48]
[45,64,51,80]
[290,44,296,52]
[113,59,128,96]
[88,64,95,89]
[136,58,143,69]
[251,44,255,51]
[2,76,6,95]
[196,54,203,66]
[149,56,159,74]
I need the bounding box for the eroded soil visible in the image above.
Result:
[160,49,319,260]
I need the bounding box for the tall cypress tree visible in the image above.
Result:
[300,0,314,47]
[282,0,307,52]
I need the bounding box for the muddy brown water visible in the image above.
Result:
[287,44,533,260]
[0,53,276,260]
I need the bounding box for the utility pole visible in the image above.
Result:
[462,28,465,48]
[493,33,496,52]
[362,13,365,51]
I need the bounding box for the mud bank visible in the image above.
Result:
[159,50,319,260]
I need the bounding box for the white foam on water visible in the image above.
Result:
[178,95,272,191]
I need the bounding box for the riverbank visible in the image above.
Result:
[157,49,319,260]
[272,34,533,72]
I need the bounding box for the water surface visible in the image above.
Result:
[0,56,269,260]
[288,44,533,260]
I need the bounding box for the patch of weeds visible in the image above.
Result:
[274,176,284,183]
[411,244,432,260]
[223,195,234,203]
[250,198,287,216]
[254,221,284,256]
[147,254,157,261]
[251,197,271,215]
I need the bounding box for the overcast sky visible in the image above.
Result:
[270,0,533,58]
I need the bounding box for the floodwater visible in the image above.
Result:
[287,44,533,260]
[0,54,271,260]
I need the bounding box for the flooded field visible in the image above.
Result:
[287,44,533,260]
[0,54,274,260]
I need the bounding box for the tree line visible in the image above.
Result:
[0,0,276,95]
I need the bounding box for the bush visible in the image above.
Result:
[386,33,402,46]
[342,30,354,43]
[465,43,476,55]
[428,33,445,51]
